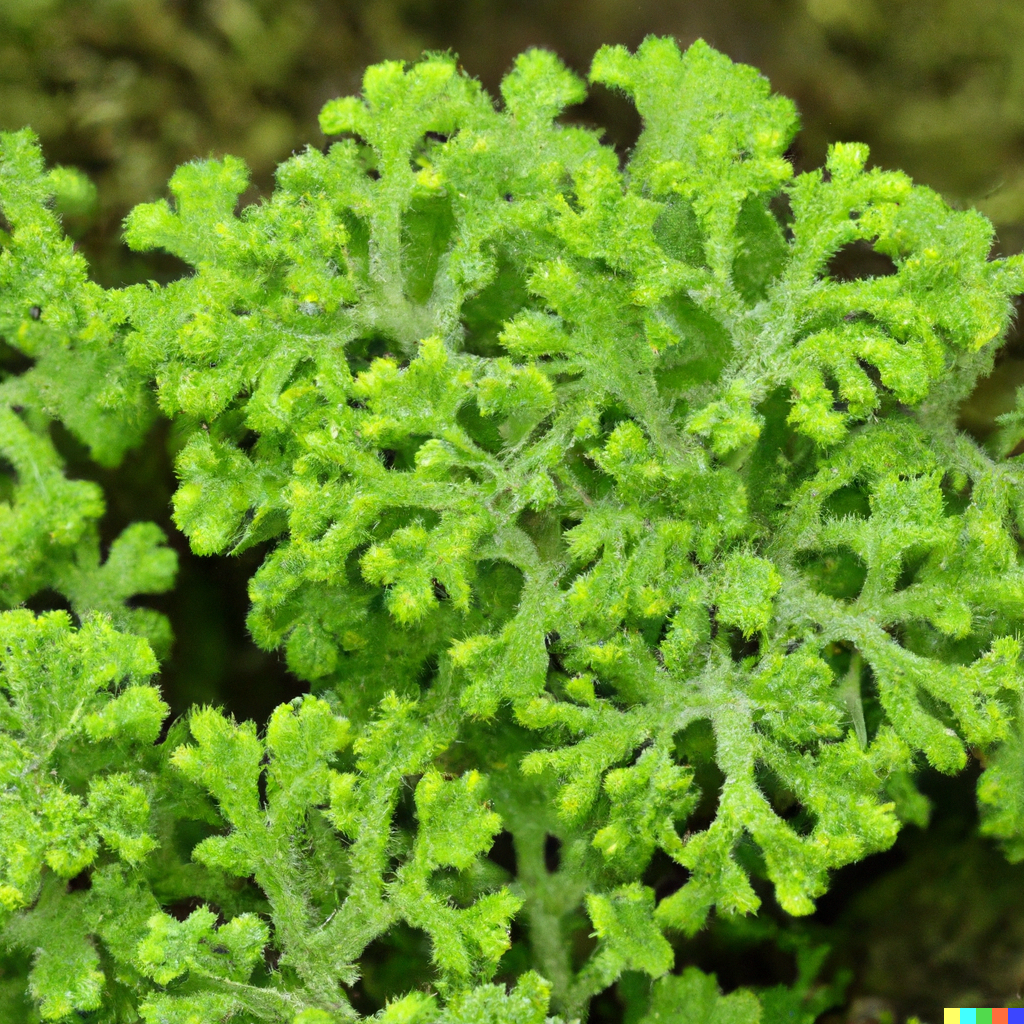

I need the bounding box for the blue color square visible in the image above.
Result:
[1007,1010,1024,1024]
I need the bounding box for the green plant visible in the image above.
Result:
[2,34,1024,1023]
[0,0,429,284]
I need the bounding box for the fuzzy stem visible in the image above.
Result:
[843,650,867,749]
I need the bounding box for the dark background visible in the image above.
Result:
[5,1,1024,1018]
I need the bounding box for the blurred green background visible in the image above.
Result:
[5,1,1024,1020]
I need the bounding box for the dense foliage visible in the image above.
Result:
[10,0,1024,270]
[2,35,1024,1022]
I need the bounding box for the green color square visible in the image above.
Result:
[979,1010,994,1024]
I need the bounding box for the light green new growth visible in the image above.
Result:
[0,132,177,654]
[1,31,1024,1024]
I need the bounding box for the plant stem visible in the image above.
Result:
[843,650,867,749]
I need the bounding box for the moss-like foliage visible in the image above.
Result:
[2,35,1024,1024]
